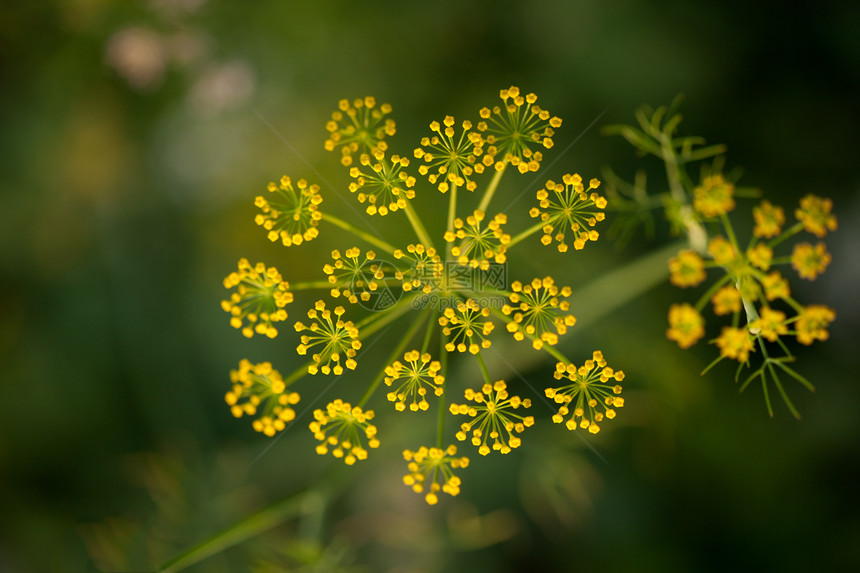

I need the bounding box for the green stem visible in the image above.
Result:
[354,294,418,337]
[402,200,435,248]
[157,487,323,573]
[477,164,506,213]
[693,273,733,313]
[421,311,436,353]
[356,308,430,407]
[767,222,803,250]
[289,280,335,291]
[446,183,458,260]
[660,134,707,253]
[720,213,741,252]
[283,360,314,389]
[507,219,548,248]
[320,212,396,255]
[437,334,448,448]
[475,351,493,384]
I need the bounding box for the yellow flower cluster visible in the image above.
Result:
[545,352,624,434]
[668,250,707,288]
[795,194,837,238]
[309,400,379,465]
[439,299,494,354]
[414,116,487,192]
[221,259,293,338]
[666,303,705,349]
[791,242,831,280]
[444,210,510,269]
[392,243,442,293]
[384,351,445,412]
[402,445,469,505]
[294,300,361,375]
[666,196,838,356]
[348,152,416,216]
[530,174,606,252]
[752,200,785,238]
[501,277,575,349]
[477,86,561,173]
[254,176,323,247]
[449,380,534,455]
[220,87,621,504]
[692,174,735,218]
[226,360,301,436]
[323,247,384,303]
[324,96,395,166]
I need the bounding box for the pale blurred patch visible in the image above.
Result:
[187,60,256,117]
[105,26,168,90]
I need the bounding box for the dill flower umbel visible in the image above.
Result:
[402,445,469,505]
[414,116,486,193]
[711,285,742,316]
[791,242,831,280]
[393,244,442,293]
[449,380,534,455]
[715,326,755,363]
[348,151,416,216]
[666,303,705,349]
[546,351,624,434]
[254,176,323,247]
[384,351,445,412]
[794,305,836,345]
[501,277,575,349]
[439,299,494,354]
[445,210,510,269]
[220,86,627,504]
[309,400,379,465]
[477,86,561,173]
[692,174,735,218]
[226,360,301,436]
[323,247,384,303]
[324,96,395,166]
[294,300,361,375]
[753,200,785,238]
[221,259,293,338]
[749,307,788,342]
[530,174,606,252]
[668,250,707,288]
[445,209,511,270]
[795,194,837,238]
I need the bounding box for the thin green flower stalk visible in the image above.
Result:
[218,86,622,504]
[606,97,837,418]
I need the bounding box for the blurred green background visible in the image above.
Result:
[1,1,859,571]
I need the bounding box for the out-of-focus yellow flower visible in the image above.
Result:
[693,174,735,218]
[791,242,831,280]
[324,96,395,166]
[795,194,837,238]
[667,303,705,348]
[221,259,292,338]
[715,326,755,362]
[226,360,301,436]
[669,249,707,287]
